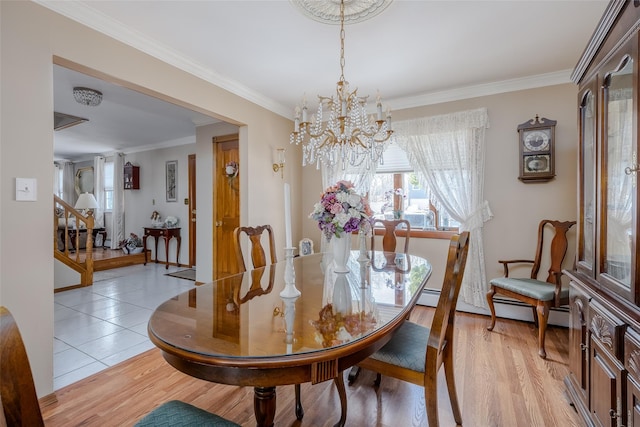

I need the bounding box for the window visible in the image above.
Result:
[104,162,114,211]
[53,163,63,199]
[357,141,459,235]
[369,172,459,231]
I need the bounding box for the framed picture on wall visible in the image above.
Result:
[166,160,177,202]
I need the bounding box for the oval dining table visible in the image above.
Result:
[147,250,432,427]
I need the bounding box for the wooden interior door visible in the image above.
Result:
[188,154,196,267]
[214,134,240,279]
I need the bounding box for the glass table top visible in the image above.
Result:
[148,251,432,360]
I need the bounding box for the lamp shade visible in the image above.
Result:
[75,192,99,210]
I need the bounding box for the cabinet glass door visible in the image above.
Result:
[602,53,635,296]
[579,87,596,276]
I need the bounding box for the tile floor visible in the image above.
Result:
[53,263,197,390]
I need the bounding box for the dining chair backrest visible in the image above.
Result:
[429,231,470,361]
[371,218,411,254]
[0,306,45,427]
[233,225,277,273]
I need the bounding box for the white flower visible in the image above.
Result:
[310,202,324,216]
[335,191,348,203]
[348,207,362,219]
[347,193,362,207]
[334,212,351,227]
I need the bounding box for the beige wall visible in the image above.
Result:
[1,2,298,397]
[1,2,579,399]
[302,83,579,291]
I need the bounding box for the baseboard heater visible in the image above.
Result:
[417,287,569,328]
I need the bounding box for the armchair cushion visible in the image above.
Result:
[134,400,240,427]
[489,277,568,301]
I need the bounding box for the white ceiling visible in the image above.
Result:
[46,0,609,162]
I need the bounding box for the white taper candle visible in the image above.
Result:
[284,183,292,248]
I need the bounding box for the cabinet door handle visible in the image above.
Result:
[624,164,639,175]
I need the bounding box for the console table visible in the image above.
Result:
[143,227,181,269]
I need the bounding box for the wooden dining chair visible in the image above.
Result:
[0,306,239,427]
[233,224,277,273]
[233,224,307,420]
[357,231,470,427]
[370,218,411,255]
[486,219,575,358]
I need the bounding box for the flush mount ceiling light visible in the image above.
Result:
[73,87,103,106]
[290,0,394,169]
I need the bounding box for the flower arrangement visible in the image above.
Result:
[309,180,372,241]
[119,233,143,252]
[224,161,238,178]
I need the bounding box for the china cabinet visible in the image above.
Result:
[124,162,140,190]
[565,1,640,426]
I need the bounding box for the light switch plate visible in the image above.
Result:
[16,178,37,201]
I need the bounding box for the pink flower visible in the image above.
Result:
[330,203,344,214]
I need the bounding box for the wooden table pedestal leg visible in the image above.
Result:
[254,386,276,427]
[333,372,347,427]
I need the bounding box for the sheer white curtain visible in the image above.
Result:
[110,153,125,249]
[93,156,105,228]
[394,107,492,307]
[322,160,377,195]
[53,163,61,198]
[62,161,76,205]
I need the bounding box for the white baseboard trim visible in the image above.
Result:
[417,288,569,328]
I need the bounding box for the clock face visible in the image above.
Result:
[523,129,551,152]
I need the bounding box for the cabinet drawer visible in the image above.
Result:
[589,300,625,360]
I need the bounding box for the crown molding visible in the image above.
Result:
[37,1,574,121]
[35,0,293,118]
[121,136,196,156]
[389,70,572,111]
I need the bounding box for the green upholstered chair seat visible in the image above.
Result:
[369,321,430,373]
[490,277,568,301]
[134,400,240,427]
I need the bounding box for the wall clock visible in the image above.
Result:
[517,115,557,182]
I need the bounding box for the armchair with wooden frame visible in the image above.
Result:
[357,231,470,427]
[486,219,576,359]
[0,306,240,427]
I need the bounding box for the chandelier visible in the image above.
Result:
[73,87,103,107]
[290,0,393,169]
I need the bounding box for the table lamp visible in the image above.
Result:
[75,192,99,216]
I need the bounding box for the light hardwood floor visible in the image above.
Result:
[41,307,580,427]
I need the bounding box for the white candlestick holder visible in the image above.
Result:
[281,294,299,347]
[280,247,301,298]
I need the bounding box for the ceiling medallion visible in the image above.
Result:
[290,0,393,25]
